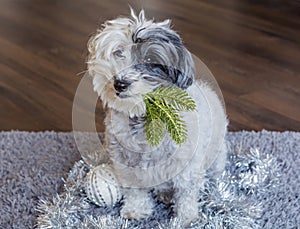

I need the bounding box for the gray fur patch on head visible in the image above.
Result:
[131,27,194,89]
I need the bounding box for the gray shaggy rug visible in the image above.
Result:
[0,131,299,228]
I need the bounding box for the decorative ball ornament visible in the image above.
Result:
[85,164,121,207]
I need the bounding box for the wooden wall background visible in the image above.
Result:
[1,0,300,131]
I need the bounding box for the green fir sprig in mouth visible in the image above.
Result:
[143,86,196,146]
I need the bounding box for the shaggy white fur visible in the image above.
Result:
[87,9,228,227]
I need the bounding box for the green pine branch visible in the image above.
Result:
[144,86,196,146]
[145,99,165,145]
[146,86,196,111]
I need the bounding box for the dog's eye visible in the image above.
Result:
[143,57,152,63]
[135,38,143,43]
[113,49,125,59]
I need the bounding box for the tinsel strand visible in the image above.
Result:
[36,148,281,229]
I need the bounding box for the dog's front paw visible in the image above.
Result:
[120,188,154,221]
[174,196,199,227]
[179,210,199,228]
[120,202,153,220]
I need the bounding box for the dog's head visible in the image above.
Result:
[87,9,194,117]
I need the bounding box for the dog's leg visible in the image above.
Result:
[173,186,201,227]
[172,170,205,227]
[210,140,227,178]
[120,188,154,220]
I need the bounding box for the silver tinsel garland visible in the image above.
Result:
[36,148,280,229]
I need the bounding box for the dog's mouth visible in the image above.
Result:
[116,92,129,99]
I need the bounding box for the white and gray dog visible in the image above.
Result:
[87,9,228,227]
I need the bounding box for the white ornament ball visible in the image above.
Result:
[85,164,121,207]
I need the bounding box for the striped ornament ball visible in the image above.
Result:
[85,164,121,207]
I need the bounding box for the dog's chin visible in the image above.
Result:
[106,92,146,118]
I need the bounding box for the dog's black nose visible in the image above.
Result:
[114,79,131,92]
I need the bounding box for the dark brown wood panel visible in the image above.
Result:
[0,0,299,131]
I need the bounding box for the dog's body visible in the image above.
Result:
[87,9,228,226]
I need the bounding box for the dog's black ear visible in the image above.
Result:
[172,67,193,89]
[172,47,194,89]
[160,29,194,89]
